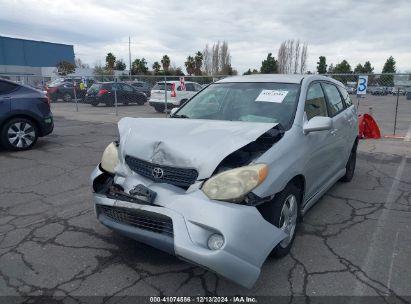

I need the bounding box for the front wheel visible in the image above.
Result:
[259,183,301,258]
[63,93,72,102]
[1,118,38,151]
[154,105,165,113]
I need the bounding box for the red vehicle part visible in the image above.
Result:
[358,114,381,139]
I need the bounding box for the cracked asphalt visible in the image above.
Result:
[0,105,410,302]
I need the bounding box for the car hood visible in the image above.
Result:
[117,117,277,179]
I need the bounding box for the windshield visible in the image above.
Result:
[152,82,174,91]
[174,82,300,127]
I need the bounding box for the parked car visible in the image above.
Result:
[149,81,203,112]
[85,82,147,106]
[392,88,406,96]
[128,81,151,98]
[46,81,85,102]
[0,79,53,151]
[91,74,358,288]
[345,86,356,94]
[371,87,387,95]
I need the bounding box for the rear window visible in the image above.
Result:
[152,82,173,91]
[0,80,18,94]
[88,83,103,93]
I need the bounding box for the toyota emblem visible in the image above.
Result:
[152,167,164,179]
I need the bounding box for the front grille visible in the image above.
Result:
[97,205,173,237]
[125,155,198,188]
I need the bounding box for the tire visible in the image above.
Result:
[1,118,38,151]
[154,105,165,113]
[91,101,99,107]
[261,183,301,258]
[340,142,357,182]
[62,93,72,102]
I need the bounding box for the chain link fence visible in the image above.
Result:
[1,73,410,136]
[325,73,411,137]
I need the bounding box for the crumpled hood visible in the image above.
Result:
[118,117,276,179]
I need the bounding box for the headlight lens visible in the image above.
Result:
[101,142,119,174]
[202,164,268,201]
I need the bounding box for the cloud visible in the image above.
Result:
[0,0,410,73]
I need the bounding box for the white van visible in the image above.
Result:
[149,81,202,112]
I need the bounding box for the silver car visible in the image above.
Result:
[91,74,358,288]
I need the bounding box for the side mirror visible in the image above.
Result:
[303,116,332,134]
[169,108,178,116]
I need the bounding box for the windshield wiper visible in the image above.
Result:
[172,114,190,118]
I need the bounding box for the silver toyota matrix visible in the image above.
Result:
[91,74,358,288]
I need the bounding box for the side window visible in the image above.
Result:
[0,81,18,94]
[194,83,202,91]
[185,83,195,91]
[304,83,328,120]
[122,84,134,92]
[338,86,352,107]
[322,83,345,116]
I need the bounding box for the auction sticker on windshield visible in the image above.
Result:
[255,90,288,103]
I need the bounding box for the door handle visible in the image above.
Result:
[330,129,338,135]
[1,96,11,100]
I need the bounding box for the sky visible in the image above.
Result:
[1,0,410,74]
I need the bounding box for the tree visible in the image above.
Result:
[194,51,203,75]
[327,63,335,73]
[105,53,116,71]
[161,55,171,73]
[56,61,76,76]
[381,56,396,86]
[316,56,327,74]
[152,61,161,74]
[277,39,308,74]
[75,58,89,69]
[114,59,126,71]
[333,60,352,74]
[131,58,148,75]
[202,41,235,75]
[243,69,252,75]
[260,53,278,74]
[354,61,374,74]
[185,56,195,75]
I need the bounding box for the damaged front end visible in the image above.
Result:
[91,117,287,288]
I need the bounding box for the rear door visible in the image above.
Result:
[151,82,172,101]
[121,83,135,103]
[321,82,351,171]
[0,80,15,117]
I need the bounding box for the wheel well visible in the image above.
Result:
[1,115,41,136]
[289,175,305,201]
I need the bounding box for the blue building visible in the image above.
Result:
[0,36,75,76]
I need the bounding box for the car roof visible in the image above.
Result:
[216,74,344,86]
[156,81,198,84]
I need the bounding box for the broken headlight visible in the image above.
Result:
[101,142,119,174]
[202,164,268,201]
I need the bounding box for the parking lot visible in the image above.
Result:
[0,101,410,301]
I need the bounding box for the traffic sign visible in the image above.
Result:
[357,75,368,95]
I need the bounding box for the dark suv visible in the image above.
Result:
[46,80,86,102]
[0,79,53,151]
[85,82,147,106]
[128,81,151,97]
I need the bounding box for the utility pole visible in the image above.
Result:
[128,36,132,80]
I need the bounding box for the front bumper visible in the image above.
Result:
[91,166,286,288]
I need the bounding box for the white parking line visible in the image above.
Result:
[404,124,411,142]
[354,156,406,295]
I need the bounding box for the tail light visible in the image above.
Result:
[98,89,109,95]
[171,83,176,97]
[47,87,57,94]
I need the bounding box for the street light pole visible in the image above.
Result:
[129,36,132,80]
